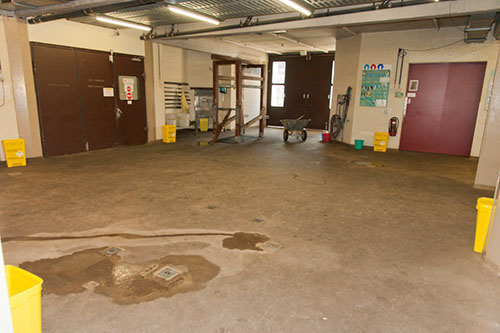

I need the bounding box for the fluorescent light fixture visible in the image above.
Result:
[221,38,282,55]
[277,0,312,16]
[169,6,220,25]
[96,15,152,31]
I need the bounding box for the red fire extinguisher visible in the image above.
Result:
[389,117,399,136]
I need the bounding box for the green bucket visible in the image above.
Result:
[354,139,364,150]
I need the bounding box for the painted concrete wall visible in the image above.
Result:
[332,28,499,157]
[476,51,500,187]
[27,19,145,56]
[0,17,21,162]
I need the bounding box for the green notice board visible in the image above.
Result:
[360,70,391,107]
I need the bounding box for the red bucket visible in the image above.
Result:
[322,132,331,142]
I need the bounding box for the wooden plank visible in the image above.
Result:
[235,60,243,138]
[211,111,232,145]
[218,75,235,81]
[243,76,264,81]
[242,114,263,130]
[212,61,219,134]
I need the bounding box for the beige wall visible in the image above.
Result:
[332,28,499,156]
[27,19,145,56]
[475,50,500,187]
[0,17,20,162]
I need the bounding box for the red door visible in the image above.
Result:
[400,62,486,156]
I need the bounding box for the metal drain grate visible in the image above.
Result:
[101,247,123,256]
[154,266,181,281]
[258,241,282,253]
[82,281,99,289]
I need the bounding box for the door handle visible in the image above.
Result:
[116,108,123,120]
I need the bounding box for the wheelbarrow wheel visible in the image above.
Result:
[283,130,289,141]
[301,130,307,141]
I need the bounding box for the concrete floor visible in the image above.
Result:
[1,128,499,332]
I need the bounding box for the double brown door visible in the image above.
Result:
[267,54,334,130]
[399,62,486,156]
[32,43,147,157]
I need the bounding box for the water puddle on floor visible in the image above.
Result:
[20,248,220,305]
[222,232,270,251]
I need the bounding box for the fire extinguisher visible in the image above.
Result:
[389,117,399,136]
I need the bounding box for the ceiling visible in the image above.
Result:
[7,0,449,29]
[198,15,470,54]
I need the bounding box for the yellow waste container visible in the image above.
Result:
[5,265,43,333]
[162,125,176,143]
[475,197,494,253]
[2,139,26,168]
[374,132,389,152]
[199,118,209,132]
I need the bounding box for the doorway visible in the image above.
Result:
[32,43,147,157]
[399,62,486,156]
[267,53,334,130]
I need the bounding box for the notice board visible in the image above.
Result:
[360,69,391,107]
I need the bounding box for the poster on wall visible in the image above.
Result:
[360,69,391,107]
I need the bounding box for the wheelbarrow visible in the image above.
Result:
[280,118,311,142]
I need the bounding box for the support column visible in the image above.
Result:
[212,61,219,134]
[144,41,156,142]
[3,17,42,158]
[475,50,500,187]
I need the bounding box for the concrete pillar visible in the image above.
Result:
[3,16,42,158]
[475,48,500,187]
[144,41,157,142]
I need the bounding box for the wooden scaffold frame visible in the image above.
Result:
[211,56,267,145]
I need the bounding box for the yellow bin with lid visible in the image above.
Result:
[374,132,389,152]
[474,197,494,253]
[5,265,43,333]
[162,125,176,143]
[2,139,26,168]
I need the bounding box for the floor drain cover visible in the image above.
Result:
[82,281,99,289]
[351,160,383,167]
[154,266,181,281]
[101,247,123,256]
[258,241,282,252]
[251,218,264,223]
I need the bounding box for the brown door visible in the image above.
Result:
[400,62,486,156]
[267,54,333,129]
[76,50,117,150]
[305,54,334,130]
[113,54,147,146]
[32,44,85,157]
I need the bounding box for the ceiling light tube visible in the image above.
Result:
[169,6,220,25]
[277,0,312,16]
[271,33,329,53]
[221,38,282,55]
[96,15,152,31]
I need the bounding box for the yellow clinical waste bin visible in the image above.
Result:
[2,139,26,168]
[474,197,494,253]
[162,125,176,143]
[5,265,43,333]
[199,118,209,132]
[373,132,389,152]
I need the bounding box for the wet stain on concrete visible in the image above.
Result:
[222,232,270,251]
[251,218,264,223]
[19,248,220,305]
[2,232,233,243]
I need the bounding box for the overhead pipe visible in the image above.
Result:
[141,0,443,40]
[27,0,162,24]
